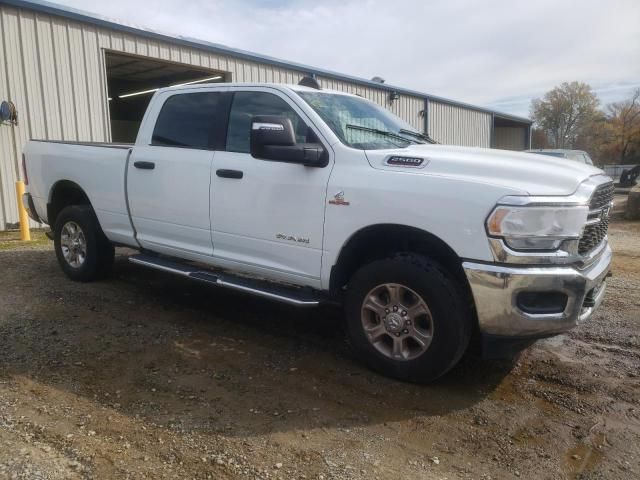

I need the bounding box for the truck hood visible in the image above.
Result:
[364,144,606,196]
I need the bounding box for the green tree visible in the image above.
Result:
[530,82,600,149]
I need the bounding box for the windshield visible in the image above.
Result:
[298,91,430,150]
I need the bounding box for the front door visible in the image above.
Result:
[210,88,333,285]
[127,90,229,260]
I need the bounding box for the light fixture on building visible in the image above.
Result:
[175,75,223,87]
[118,88,161,99]
[118,75,223,99]
[0,100,18,125]
[389,91,400,102]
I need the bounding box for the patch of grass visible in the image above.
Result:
[0,229,51,251]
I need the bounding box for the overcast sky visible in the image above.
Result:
[57,0,640,118]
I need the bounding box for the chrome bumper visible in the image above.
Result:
[463,243,612,337]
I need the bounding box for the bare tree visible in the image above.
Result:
[530,82,600,148]
[530,127,551,149]
[603,88,640,164]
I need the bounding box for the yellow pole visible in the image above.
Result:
[15,180,31,241]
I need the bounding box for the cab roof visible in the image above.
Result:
[157,82,358,98]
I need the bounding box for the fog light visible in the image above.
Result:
[516,291,568,315]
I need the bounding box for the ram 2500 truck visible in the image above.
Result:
[22,81,613,383]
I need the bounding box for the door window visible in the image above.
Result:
[152,92,228,149]
[226,91,309,153]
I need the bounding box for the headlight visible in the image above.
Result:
[486,205,588,251]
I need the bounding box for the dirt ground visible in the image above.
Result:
[0,196,638,480]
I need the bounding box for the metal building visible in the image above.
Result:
[0,0,532,230]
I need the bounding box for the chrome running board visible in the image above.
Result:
[128,253,321,307]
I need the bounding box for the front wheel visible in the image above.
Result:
[53,205,114,282]
[345,254,472,383]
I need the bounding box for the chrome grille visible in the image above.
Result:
[589,182,615,210]
[578,182,614,255]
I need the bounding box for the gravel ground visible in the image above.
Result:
[0,197,638,479]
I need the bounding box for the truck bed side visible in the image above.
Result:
[24,140,136,246]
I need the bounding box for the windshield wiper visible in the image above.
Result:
[399,128,438,144]
[345,124,414,146]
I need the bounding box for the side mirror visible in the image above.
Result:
[250,115,327,167]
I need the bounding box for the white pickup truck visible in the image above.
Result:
[22,80,613,383]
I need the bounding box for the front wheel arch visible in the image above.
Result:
[329,224,470,297]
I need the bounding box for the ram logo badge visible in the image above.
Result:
[329,191,350,206]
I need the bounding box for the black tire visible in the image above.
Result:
[345,253,472,383]
[53,205,114,282]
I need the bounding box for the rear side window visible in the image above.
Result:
[226,91,309,153]
[152,93,226,149]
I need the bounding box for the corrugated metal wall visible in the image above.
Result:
[0,4,431,228]
[0,8,18,228]
[1,5,115,228]
[427,101,492,147]
[494,127,526,151]
[0,2,506,229]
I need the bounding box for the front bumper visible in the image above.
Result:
[463,243,612,338]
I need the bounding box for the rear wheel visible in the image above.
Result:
[345,253,471,383]
[53,205,114,282]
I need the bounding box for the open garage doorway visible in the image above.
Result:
[105,52,228,142]
[493,116,531,151]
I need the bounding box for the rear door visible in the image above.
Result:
[210,88,333,286]
[127,89,231,261]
